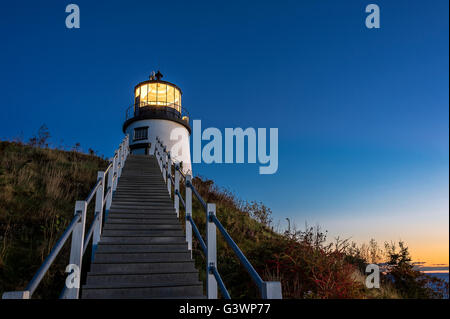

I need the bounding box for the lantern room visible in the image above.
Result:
[122,71,192,173]
[134,71,182,114]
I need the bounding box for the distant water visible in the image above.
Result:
[425,272,449,299]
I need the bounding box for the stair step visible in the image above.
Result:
[93,252,191,263]
[118,177,164,180]
[85,272,199,285]
[108,208,176,213]
[114,189,167,192]
[113,192,169,196]
[112,194,168,199]
[111,203,174,208]
[115,188,166,192]
[117,181,166,184]
[117,185,167,188]
[118,180,164,182]
[107,213,177,219]
[112,199,173,205]
[83,279,201,289]
[107,211,177,217]
[81,284,204,299]
[119,179,162,181]
[113,193,170,198]
[106,218,180,224]
[115,187,167,190]
[120,175,161,177]
[115,191,166,193]
[111,203,173,208]
[114,191,168,195]
[101,229,183,237]
[96,243,188,253]
[90,261,197,274]
[119,181,164,184]
[103,224,182,230]
[100,236,185,244]
[109,207,176,212]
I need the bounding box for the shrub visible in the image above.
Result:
[384,241,449,299]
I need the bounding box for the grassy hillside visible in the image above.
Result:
[0,141,107,298]
[0,140,447,299]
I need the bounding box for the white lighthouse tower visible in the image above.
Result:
[123,71,192,173]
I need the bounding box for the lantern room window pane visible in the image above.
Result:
[134,86,141,107]
[148,83,157,105]
[167,85,175,107]
[157,83,167,106]
[174,89,180,107]
[140,84,148,105]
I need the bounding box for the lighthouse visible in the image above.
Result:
[123,71,192,173]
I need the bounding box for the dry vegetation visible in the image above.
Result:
[0,140,107,298]
[186,177,448,299]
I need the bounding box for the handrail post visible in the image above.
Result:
[186,175,193,255]
[156,139,162,171]
[122,141,126,173]
[155,139,158,163]
[2,291,30,299]
[162,147,167,183]
[106,159,114,220]
[92,171,105,259]
[123,137,127,160]
[207,203,218,299]
[157,148,160,168]
[157,151,160,170]
[66,200,87,299]
[262,281,283,299]
[156,137,159,157]
[118,142,124,178]
[167,153,172,196]
[165,147,168,175]
[150,136,155,155]
[117,144,122,178]
[112,151,118,193]
[160,142,164,173]
[157,144,162,171]
[124,135,129,160]
[160,151,164,173]
[174,164,180,218]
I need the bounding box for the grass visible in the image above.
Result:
[0,141,107,298]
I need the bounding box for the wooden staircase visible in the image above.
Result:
[81,155,204,299]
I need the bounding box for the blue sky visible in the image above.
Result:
[0,0,448,264]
